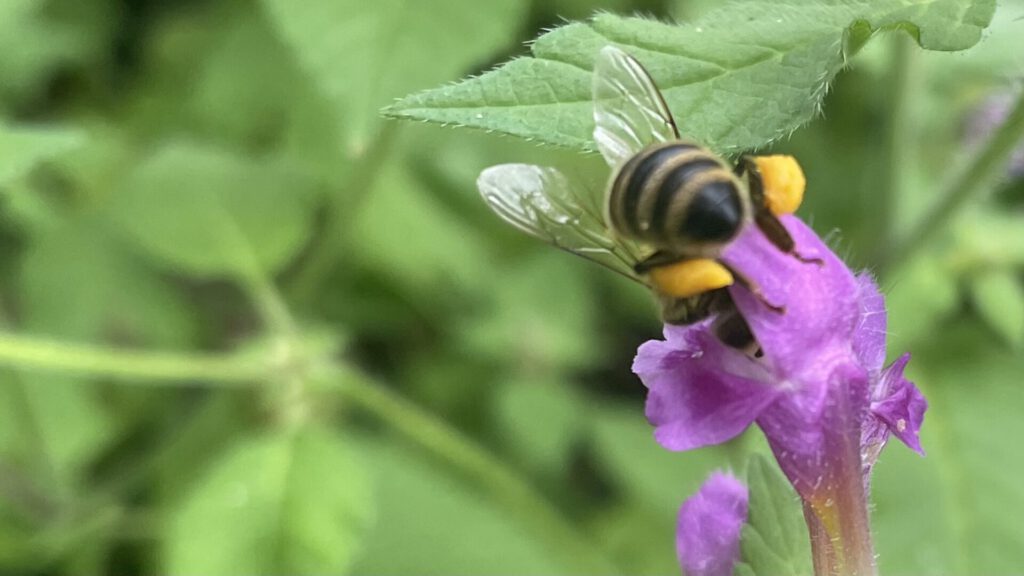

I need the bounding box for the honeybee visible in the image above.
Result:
[478,45,816,349]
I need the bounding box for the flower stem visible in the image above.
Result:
[802,388,877,576]
[803,475,876,576]
[804,502,837,575]
[831,468,876,576]
[326,365,620,576]
[882,89,1024,272]
[0,332,620,574]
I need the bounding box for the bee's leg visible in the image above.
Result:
[715,259,785,314]
[753,210,824,266]
[633,250,685,275]
[733,154,757,179]
[712,307,763,357]
[736,155,823,266]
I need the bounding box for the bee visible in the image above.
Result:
[478,45,816,351]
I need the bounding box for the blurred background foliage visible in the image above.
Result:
[0,0,1022,574]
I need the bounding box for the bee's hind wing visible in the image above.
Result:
[478,163,642,282]
[592,45,681,168]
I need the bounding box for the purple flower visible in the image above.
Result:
[634,215,926,552]
[676,472,748,576]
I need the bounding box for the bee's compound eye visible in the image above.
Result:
[649,258,734,298]
[754,155,806,215]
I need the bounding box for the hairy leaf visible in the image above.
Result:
[739,454,812,576]
[388,0,995,153]
[165,424,373,575]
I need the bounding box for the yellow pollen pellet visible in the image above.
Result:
[753,155,806,215]
[649,258,734,298]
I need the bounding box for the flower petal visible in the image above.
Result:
[677,472,748,576]
[721,216,861,378]
[756,360,869,499]
[853,273,887,378]
[636,324,780,451]
[870,354,927,455]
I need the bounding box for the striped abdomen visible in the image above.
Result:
[607,142,746,252]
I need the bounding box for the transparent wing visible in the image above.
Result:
[592,45,680,168]
[478,163,642,281]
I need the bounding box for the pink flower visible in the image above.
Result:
[636,216,926,571]
[676,472,749,576]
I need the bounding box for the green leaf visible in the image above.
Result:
[968,269,1024,348]
[350,163,492,294]
[589,504,679,576]
[20,217,196,347]
[457,253,599,370]
[165,424,374,575]
[493,376,587,474]
[0,372,112,493]
[591,403,723,512]
[0,2,95,107]
[733,562,758,576]
[260,0,529,149]
[9,218,198,484]
[188,15,304,149]
[922,0,1024,86]
[388,0,995,152]
[0,123,83,185]
[739,454,812,576]
[0,511,37,571]
[152,393,250,505]
[872,320,1024,574]
[353,436,563,575]
[953,209,1024,268]
[110,141,319,279]
[885,252,958,352]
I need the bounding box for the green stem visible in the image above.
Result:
[0,331,618,573]
[883,89,1024,272]
[876,34,917,255]
[214,205,299,338]
[0,333,264,385]
[239,268,298,337]
[327,366,620,576]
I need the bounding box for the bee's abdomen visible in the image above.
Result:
[609,143,741,247]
